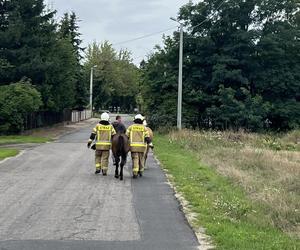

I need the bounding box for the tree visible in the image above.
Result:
[59,11,84,62]
[84,41,139,112]
[0,1,87,112]
[59,11,87,110]
[0,0,57,86]
[140,0,300,131]
[255,0,300,130]
[0,80,42,133]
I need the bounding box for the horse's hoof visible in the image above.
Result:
[120,177,123,181]
[114,174,119,179]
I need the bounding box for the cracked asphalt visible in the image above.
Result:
[0,115,199,250]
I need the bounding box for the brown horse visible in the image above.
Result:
[111,134,130,180]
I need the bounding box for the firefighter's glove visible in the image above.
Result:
[87,141,92,148]
[149,142,154,149]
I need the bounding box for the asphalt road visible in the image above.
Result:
[0,115,199,250]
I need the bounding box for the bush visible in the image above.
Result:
[0,80,42,134]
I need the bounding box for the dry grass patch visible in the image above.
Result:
[168,130,300,238]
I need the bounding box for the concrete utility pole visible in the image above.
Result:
[89,65,97,117]
[170,18,183,130]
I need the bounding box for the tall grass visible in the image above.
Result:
[168,130,300,238]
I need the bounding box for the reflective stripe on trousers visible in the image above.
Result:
[131,152,144,174]
[95,150,110,171]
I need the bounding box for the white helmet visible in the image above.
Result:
[100,112,110,122]
[134,114,144,121]
[143,119,148,126]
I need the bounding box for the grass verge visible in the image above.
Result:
[0,135,50,145]
[154,134,299,250]
[0,148,19,160]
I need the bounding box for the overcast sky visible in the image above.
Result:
[47,0,192,64]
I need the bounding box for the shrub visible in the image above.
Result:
[0,80,42,134]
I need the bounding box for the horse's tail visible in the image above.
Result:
[118,135,124,154]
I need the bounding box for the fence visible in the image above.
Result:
[71,110,92,123]
[24,109,92,131]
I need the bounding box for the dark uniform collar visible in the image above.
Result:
[99,120,110,125]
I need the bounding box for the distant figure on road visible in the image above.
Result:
[112,115,126,134]
[126,114,152,178]
[87,112,116,175]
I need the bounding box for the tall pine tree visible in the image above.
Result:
[59,12,87,110]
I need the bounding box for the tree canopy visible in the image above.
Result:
[84,41,139,112]
[140,0,300,131]
[1,0,299,133]
[0,0,87,133]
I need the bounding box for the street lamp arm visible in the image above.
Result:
[170,17,184,26]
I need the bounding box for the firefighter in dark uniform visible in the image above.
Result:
[112,115,126,134]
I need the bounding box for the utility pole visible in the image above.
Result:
[178,23,183,130]
[90,65,97,117]
[171,17,183,130]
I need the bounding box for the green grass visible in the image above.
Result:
[0,148,19,160]
[154,134,300,250]
[0,135,50,145]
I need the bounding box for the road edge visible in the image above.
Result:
[0,150,24,165]
[153,153,215,250]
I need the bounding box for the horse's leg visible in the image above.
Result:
[120,154,127,181]
[114,156,120,178]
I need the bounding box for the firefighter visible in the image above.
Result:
[126,114,152,178]
[87,112,116,175]
[143,119,154,169]
[143,119,154,143]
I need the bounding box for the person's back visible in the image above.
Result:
[112,115,126,134]
[126,114,151,178]
[87,112,116,175]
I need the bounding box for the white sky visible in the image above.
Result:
[47,0,193,64]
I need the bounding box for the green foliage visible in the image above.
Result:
[0,80,42,133]
[59,11,84,62]
[141,0,300,131]
[0,135,50,144]
[0,0,87,115]
[0,0,57,85]
[58,12,87,110]
[84,41,139,112]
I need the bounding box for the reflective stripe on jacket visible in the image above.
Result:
[93,124,116,150]
[126,124,150,153]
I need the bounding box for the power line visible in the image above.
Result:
[190,0,227,30]
[113,0,227,48]
[112,26,177,46]
[114,0,228,62]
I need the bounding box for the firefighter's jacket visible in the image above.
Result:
[126,124,150,153]
[89,123,116,150]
